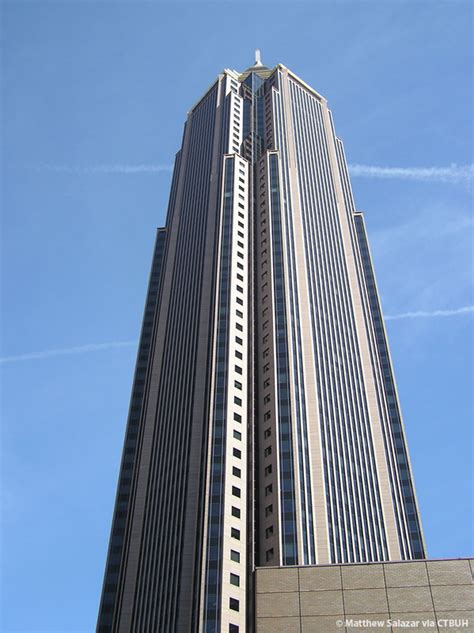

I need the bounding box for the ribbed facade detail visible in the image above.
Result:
[97,58,426,633]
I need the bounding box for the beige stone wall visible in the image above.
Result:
[255,559,474,632]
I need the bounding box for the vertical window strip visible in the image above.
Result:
[288,78,389,563]
[203,156,235,630]
[268,151,298,565]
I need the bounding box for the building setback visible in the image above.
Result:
[96,55,426,633]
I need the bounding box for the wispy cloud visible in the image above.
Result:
[3,306,472,363]
[23,162,474,184]
[0,340,137,364]
[385,306,474,321]
[27,163,174,174]
[348,163,474,185]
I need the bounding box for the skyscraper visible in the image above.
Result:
[96,54,426,633]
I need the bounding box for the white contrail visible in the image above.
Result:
[385,306,474,321]
[27,163,474,183]
[31,164,174,174]
[348,163,474,185]
[2,306,472,362]
[0,340,137,364]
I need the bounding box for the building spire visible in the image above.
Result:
[255,49,262,66]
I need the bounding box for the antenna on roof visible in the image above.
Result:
[255,49,262,66]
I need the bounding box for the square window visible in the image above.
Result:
[229,597,239,611]
[265,526,274,539]
[265,504,273,516]
[233,448,241,459]
[230,573,240,587]
[231,527,240,540]
[266,548,274,561]
[233,430,242,441]
[264,428,271,439]
[230,549,240,563]
[233,466,241,478]
[235,365,242,374]
[234,396,242,407]
[232,486,241,498]
[234,380,242,390]
[231,506,240,518]
[264,464,272,476]
[265,484,273,496]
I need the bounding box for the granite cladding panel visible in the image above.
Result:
[255,560,473,633]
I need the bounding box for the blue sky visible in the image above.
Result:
[1,1,473,630]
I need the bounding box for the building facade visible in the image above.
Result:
[96,55,426,633]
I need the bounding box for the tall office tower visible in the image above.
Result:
[97,54,425,633]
